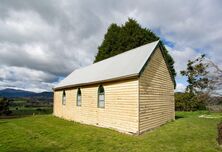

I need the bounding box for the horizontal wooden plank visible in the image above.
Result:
[139,47,174,133]
[54,78,139,134]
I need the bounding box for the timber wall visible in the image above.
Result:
[54,78,139,134]
[139,47,175,133]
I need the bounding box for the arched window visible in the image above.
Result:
[76,88,81,106]
[62,90,66,105]
[98,85,105,108]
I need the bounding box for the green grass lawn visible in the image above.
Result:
[0,111,221,152]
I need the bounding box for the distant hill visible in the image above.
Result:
[32,91,53,98]
[0,88,53,99]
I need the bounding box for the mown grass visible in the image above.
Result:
[0,111,221,152]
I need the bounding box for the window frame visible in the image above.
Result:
[76,88,81,106]
[62,90,66,105]
[97,85,105,108]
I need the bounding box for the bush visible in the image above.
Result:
[0,97,12,116]
[36,108,42,111]
[175,92,206,111]
[3,110,12,115]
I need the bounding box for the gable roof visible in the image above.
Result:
[54,40,160,90]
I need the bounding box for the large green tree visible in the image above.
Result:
[94,18,176,87]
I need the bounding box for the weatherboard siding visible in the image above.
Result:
[139,47,175,133]
[53,78,139,134]
[53,43,175,135]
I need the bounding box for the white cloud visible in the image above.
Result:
[0,66,57,92]
[167,46,200,72]
[5,10,54,37]
[176,83,186,92]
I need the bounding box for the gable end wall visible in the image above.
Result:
[139,46,175,133]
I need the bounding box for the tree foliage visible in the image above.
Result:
[180,54,222,111]
[181,54,209,94]
[0,97,12,115]
[94,18,176,87]
[205,59,222,97]
[175,92,206,111]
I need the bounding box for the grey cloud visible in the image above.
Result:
[0,0,221,92]
[0,66,57,82]
[0,65,57,92]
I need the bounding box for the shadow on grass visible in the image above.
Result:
[0,121,8,124]
[175,115,184,120]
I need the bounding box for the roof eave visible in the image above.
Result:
[53,73,139,91]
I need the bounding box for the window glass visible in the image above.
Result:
[98,85,105,108]
[62,90,66,105]
[77,88,81,106]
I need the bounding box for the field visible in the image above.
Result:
[9,106,53,116]
[0,111,221,152]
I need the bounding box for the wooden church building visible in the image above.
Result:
[53,40,175,134]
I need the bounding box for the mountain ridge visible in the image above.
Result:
[0,88,53,98]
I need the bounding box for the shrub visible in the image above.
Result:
[175,92,206,111]
[36,108,42,111]
[0,97,12,115]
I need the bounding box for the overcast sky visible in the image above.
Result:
[0,0,221,92]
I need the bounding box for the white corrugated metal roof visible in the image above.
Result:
[54,40,159,89]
